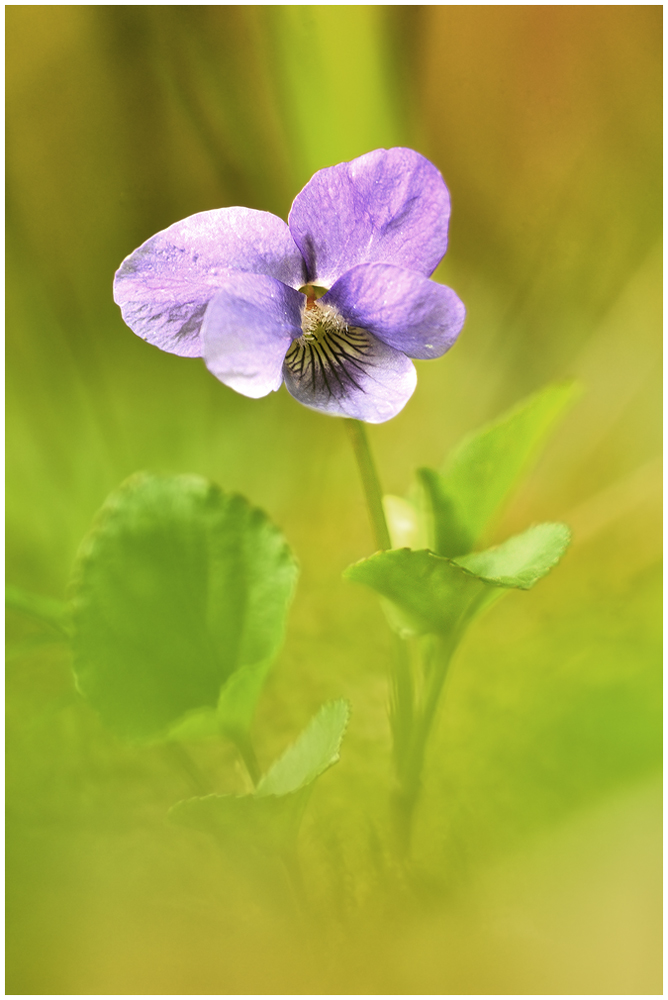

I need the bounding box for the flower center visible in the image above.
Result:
[283,294,373,405]
[300,298,348,344]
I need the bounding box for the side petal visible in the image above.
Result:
[322,262,466,360]
[288,148,450,286]
[113,208,306,357]
[282,327,417,424]
[202,273,302,399]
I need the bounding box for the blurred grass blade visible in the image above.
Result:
[6,584,70,636]
[419,381,579,557]
[267,6,401,185]
[345,523,570,638]
[70,473,298,741]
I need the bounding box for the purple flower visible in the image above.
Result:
[114,148,465,423]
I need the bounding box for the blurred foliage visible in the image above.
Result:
[6,6,661,994]
[70,473,298,741]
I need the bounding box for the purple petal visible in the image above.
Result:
[288,148,451,287]
[282,327,417,423]
[201,272,302,398]
[113,208,306,357]
[322,263,466,360]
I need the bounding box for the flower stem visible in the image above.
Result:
[343,419,459,858]
[392,633,460,855]
[344,419,392,551]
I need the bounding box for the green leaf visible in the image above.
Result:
[6,584,70,636]
[346,549,489,639]
[169,700,350,851]
[215,659,275,740]
[454,523,572,589]
[256,699,350,797]
[419,381,578,557]
[166,707,219,743]
[167,660,277,743]
[344,524,571,638]
[70,473,298,741]
[167,661,275,744]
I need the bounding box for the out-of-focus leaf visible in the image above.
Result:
[70,473,298,741]
[166,707,219,743]
[169,700,350,850]
[169,789,304,854]
[216,659,274,741]
[167,660,277,743]
[419,381,578,557]
[344,524,570,638]
[5,584,70,636]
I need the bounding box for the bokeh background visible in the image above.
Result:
[6,6,662,994]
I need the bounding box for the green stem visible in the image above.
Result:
[389,635,414,770]
[393,633,460,855]
[343,419,459,856]
[344,419,392,551]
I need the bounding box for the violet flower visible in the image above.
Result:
[114,148,465,423]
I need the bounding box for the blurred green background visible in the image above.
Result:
[6,6,661,994]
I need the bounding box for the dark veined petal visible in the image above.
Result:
[114,208,306,357]
[288,148,450,287]
[322,262,466,360]
[282,326,417,424]
[202,273,302,399]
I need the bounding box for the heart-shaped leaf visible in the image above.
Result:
[70,473,298,741]
[344,523,571,638]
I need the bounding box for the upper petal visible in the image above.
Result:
[322,263,466,359]
[202,272,302,399]
[288,148,451,286]
[113,208,306,357]
[282,327,417,424]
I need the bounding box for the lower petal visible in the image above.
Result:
[322,262,465,359]
[282,327,417,423]
[202,273,302,399]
